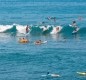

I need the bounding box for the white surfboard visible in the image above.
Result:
[72,28,80,34]
[41,74,60,77]
[25,32,30,36]
[69,24,72,27]
[41,75,47,77]
[42,41,47,44]
[25,29,31,36]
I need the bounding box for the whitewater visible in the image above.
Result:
[0,24,86,35]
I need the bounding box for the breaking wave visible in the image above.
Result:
[0,24,86,36]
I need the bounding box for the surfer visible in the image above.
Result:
[19,37,29,43]
[46,72,60,77]
[51,17,57,22]
[47,72,50,75]
[41,72,60,78]
[34,40,42,45]
[56,27,59,31]
[26,25,30,33]
[46,17,57,22]
[72,21,77,27]
[78,16,82,21]
[71,21,79,34]
[47,17,51,20]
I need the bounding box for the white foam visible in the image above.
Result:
[16,24,31,34]
[40,25,51,31]
[0,24,31,35]
[50,26,62,34]
[16,24,26,34]
[0,25,13,32]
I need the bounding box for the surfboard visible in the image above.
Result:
[25,28,31,36]
[25,29,31,36]
[72,28,80,34]
[34,40,47,45]
[69,24,72,27]
[25,32,30,36]
[77,72,86,75]
[41,74,60,77]
[42,41,47,44]
[51,74,60,77]
[41,75,47,77]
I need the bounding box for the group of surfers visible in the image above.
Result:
[25,20,79,33]
[19,25,44,44]
[19,20,78,44]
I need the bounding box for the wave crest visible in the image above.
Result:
[0,24,86,35]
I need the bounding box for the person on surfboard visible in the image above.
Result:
[72,21,77,27]
[26,25,30,33]
[34,40,42,45]
[71,21,79,33]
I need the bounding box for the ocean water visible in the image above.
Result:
[0,0,86,80]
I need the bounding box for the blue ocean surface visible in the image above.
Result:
[0,0,86,80]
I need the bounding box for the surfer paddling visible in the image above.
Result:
[34,40,42,45]
[19,38,29,43]
[41,72,60,78]
[34,40,47,45]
